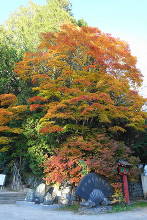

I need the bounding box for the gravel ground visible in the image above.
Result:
[0,204,147,220]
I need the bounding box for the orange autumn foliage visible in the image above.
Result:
[15,24,146,134]
[28,96,47,103]
[43,134,137,184]
[0,93,27,151]
[30,104,44,111]
[0,94,17,106]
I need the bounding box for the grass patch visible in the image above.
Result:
[56,201,147,214]
[111,201,147,213]
[57,204,80,212]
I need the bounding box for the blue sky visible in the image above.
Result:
[0,0,147,97]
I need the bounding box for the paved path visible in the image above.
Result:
[0,204,147,220]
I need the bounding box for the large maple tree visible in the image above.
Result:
[15,25,146,182]
[15,24,146,135]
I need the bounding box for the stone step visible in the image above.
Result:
[0,192,26,204]
[0,193,26,197]
[0,200,18,204]
[0,197,25,200]
[0,196,25,200]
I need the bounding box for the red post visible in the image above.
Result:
[122,174,130,204]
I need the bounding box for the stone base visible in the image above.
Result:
[78,206,112,215]
[16,200,65,209]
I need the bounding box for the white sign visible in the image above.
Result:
[0,174,6,186]
[144,165,147,176]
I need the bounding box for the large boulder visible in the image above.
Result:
[35,183,46,203]
[43,192,55,205]
[59,186,72,205]
[25,189,35,202]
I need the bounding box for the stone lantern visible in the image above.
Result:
[117,160,131,204]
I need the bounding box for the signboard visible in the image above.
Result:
[0,174,6,186]
[144,165,147,176]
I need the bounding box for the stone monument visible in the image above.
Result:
[75,172,113,207]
